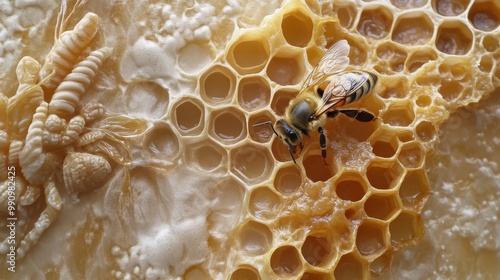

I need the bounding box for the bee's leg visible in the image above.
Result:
[318,127,328,166]
[335,109,376,122]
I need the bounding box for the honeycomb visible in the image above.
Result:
[0,0,499,279]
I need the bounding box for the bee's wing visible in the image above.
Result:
[315,73,368,117]
[299,40,350,93]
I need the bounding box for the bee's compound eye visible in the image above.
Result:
[287,128,299,144]
[308,114,315,122]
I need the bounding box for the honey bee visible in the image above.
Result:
[254,40,378,164]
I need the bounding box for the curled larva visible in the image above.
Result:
[81,101,105,123]
[76,130,105,147]
[39,12,99,92]
[15,56,40,92]
[7,140,23,166]
[48,47,112,119]
[61,115,85,146]
[63,152,111,196]
[19,102,53,185]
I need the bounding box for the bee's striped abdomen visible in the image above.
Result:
[342,71,378,105]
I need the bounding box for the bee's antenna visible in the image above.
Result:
[253,121,279,137]
[288,149,297,164]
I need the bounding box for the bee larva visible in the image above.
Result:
[39,11,99,92]
[48,47,112,119]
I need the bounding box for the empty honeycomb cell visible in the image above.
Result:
[334,2,357,29]
[482,35,499,52]
[406,48,438,73]
[432,0,470,16]
[436,21,473,55]
[143,122,180,161]
[389,210,424,247]
[249,186,281,220]
[184,266,211,280]
[357,6,393,39]
[303,148,336,182]
[301,271,331,280]
[270,88,298,116]
[370,250,392,276]
[479,56,493,73]
[230,265,261,280]
[238,76,271,112]
[468,1,500,31]
[366,160,404,190]
[381,100,415,127]
[236,220,273,255]
[306,46,323,68]
[209,107,246,145]
[124,80,169,119]
[249,112,275,143]
[301,235,333,266]
[397,129,415,142]
[399,169,430,210]
[231,143,274,185]
[390,0,427,9]
[415,120,436,142]
[333,116,378,143]
[369,127,399,158]
[415,94,432,107]
[272,136,296,162]
[398,141,424,168]
[270,246,303,276]
[392,12,434,46]
[281,9,313,47]
[364,193,400,221]
[185,139,227,173]
[345,36,368,66]
[335,172,368,202]
[171,97,205,136]
[356,220,387,257]
[376,42,408,73]
[267,48,305,86]
[199,64,236,105]
[274,165,302,194]
[334,253,367,280]
[227,33,270,75]
[378,77,410,99]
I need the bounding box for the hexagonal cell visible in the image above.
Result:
[209,107,246,145]
[381,100,415,127]
[281,9,313,47]
[366,160,404,190]
[482,35,499,52]
[236,220,273,255]
[375,42,407,73]
[227,32,270,75]
[303,148,337,182]
[356,220,387,257]
[301,271,332,280]
[406,48,438,73]
[389,211,424,248]
[230,143,274,185]
[332,115,379,143]
[392,12,434,46]
[184,266,210,280]
[345,36,368,66]
[397,129,415,142]
[398,141,424,168]
[270,246,303,277]
[301,235,333,267]
[249,111,275,144]
[272,136,295,163]
[436,20,473,55]
[267,48,306,86]
[238,76,271,112]
[399,169,430,210]
[364,193,401,221]
[249,186,281,220]
[357,6,394,39]
[438,79,463,101]
[334,172,368,202]
[230,265,261,280]
[378,77,410,99]
[432,0,471,16]
[274,165,302,194]
[171,97,205,136]
[124,80,169,119]
[415,120,436,142]
[271,88,298,116]
[334,2,357,29]
[185,139,227,173]
[479,56,493,73]
[370,249,392,276]
[143,122,180,162]
[468,1,500,31]
[369,127,399,159]
[199,64,236,105]
[415,94,432,107]
[390,0,427,9]
[306,46,323,68]
[334,253,368,280]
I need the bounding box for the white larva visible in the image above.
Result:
[48,47,112,119]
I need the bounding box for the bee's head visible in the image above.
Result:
[253,119,302,164]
